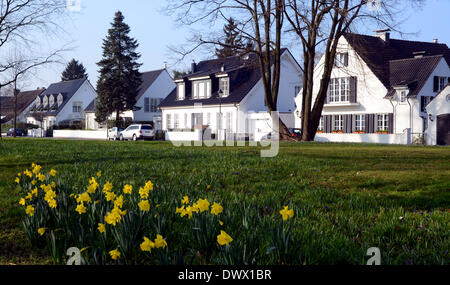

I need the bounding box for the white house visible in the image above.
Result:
[109,69,176,130]
[426,84,450,145]
[159,49,302,141]
[0,89,44,125]
[294,30,450,145]
[26,78,97,130]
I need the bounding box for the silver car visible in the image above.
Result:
[119,124,155,141]
[108,127,123,141]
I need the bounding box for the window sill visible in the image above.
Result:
[324,102,360,107]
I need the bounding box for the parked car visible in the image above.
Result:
[119,124,155,141]
[7,128,26,137]
[288,128,302,139]
[107,127,124,141]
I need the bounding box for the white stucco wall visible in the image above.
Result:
[133,70,176,122]
[294,36,391,130]
[426,85,450,145]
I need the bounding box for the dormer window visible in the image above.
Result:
[49,95,55,107]
[177,83,185,100]
[192,80,211,99]
[43,96,48,107]
[57,94,63,107]
[399,90,408,103]
[35,97,41,107]
[219,77,230,97]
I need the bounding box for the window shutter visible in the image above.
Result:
[388,113,394,134]
[349,77,357,103]
[322,79,329,104]
[324,115,331,133]
[344,53,349,67]
[344,114,352,133]
[433,76,439,92]
[365,114,370,133]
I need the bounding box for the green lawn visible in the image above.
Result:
[0,138,449,265]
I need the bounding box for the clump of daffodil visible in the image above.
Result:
[109,249,120,260]
[114,195,124,209]
[280,206,294,221]
[38,228,46,236]
[104,207,127,226]
[197,198,210,212]
[138,200,150,212]
[140,237,155,252]
[123,184,132,195]
[103,182,113,193]
[217,230,233,246]
[25,205,35,216]
[211,202,223,216]
[154,234,167,249]
[98,223,106,233]
[76,203,87,215]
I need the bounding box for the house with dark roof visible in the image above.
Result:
[99,69,175,130]
[26,77,97,130]
[0,89,45,124]
[159,49,302,140]
[294,30,450,145]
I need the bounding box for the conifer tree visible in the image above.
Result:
[95,11,142,126]
[215,18,245,58]
[61,59,88,81]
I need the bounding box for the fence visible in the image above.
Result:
[315,129,411,145]
[53,130,108,140]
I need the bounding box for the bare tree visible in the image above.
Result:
[284,0,423,141]
[166,0,292,139]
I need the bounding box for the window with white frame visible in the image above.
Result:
[144,98,150,112]
[177,83,185,100]
[328,78,350,102]
[49,95,55,107]
[150,98,160,112]
[166,114,172,129]
[72,102,82,113]
[318,116,324,131]
[184,113,188,128]
[377,114,389,131]
[43,96,48,107]
[438,76,447,92]
[333,115,343,131]
[57,94,63,107]
[354,114,365,131]
[206,112,211,126]
[225,112,232,131]
[216,112,222,130]
[36,97,41,107]
[174,113,179,129]
[399,90,408,103]
[335,53,348,67]
[192,80,211,99]
[219,78,229,97]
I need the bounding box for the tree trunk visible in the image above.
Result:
[115,110,120,128]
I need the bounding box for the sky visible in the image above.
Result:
[10,0,450,90]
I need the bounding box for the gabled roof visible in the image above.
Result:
[135,69,166,101]
[344,33,450,93]
[36,78,87,116]
[388,55,443,97]
[0,89,44,122]
[159,49,289,108]
[84,99,95,112]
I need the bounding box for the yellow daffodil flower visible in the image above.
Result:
[38,228,46,236]
[109,249,120,260]
[123,184,133,195]
[25,205,35,216]
[280,206,294,221]
[138,200,150,212]
[211,202,223,216]
[49,169,57,177]
[154,234,167,249]
[217,230,233,246]
[140,237,155,252]
[98,223,106,233]
[182,196,189,205]
[76,203,87,215]
[197,198,210,212]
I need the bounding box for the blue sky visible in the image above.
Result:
[23,0,450,89]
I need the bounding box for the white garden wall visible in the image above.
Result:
[165,130,202,141]
[53,130,108,140]
[315,130,411,145]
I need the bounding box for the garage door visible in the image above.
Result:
[437,114,450,145]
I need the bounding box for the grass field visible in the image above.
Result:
[0,138,449,265]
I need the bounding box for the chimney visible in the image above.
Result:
[433,39,438,44]
[374,29,391,44]
[191,60,197,74]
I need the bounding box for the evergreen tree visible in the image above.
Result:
[61,59,88,81]
[95,11,142,126]
[215,18,245,58]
